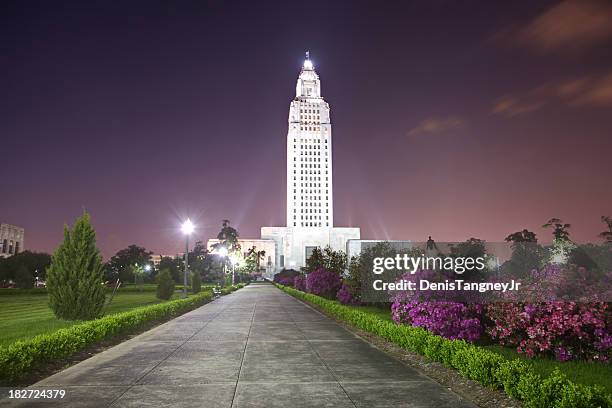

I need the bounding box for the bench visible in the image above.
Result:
[212,288,222,298]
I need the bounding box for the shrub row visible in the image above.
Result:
[278,285,611,408]
[0,284,246,384]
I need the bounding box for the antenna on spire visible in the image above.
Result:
[305,50,310,60]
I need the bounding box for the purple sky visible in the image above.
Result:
[3,0,612,259]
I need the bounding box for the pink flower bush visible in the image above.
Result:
[294,275,307,291]
[277,276,295,286]
[486,301,610,361]
[306,268,341,299]
[392,299,484,342]
[337,282,361,305]
[485,263,612,361]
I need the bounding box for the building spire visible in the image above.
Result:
[303,51,313,70]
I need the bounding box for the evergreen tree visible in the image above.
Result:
[156,269,175,300]
[191,271,201,294]
[46,213,107,320]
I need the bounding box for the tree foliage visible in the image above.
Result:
[158,256,182,283]
[302,246,347,275]
[191,271,201,294]
[156,269,175,300]
[0,251,51,282]
[543,218,571,242]
[212,219,241,253]
[46,213,106,320]
[505,229,537,243]
[599,216,612,243]
[106,245,153,283]
[14,265,33,289]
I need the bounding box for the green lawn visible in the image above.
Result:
[349,303,612,394]
[0,291,180,347]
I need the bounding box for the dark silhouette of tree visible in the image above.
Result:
[505,229,537,243]
[106,245,153,283]
[599,216,612,243]
[0,251,51,282]
[542,218,571,242]
[212,220,241,254]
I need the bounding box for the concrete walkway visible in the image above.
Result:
[2,284,475,407]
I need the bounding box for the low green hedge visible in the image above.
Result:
[0,283,246,384]
[278,285,611,408]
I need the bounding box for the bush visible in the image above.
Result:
[277,284,612,408]
[0,283,247,384]
[273,269,301,284]
[46,213,107,320]
[487,301,610,362]
[156,269,175,300]
[294,275,307,291]
[305,268,341,299]
[191,271,201,294]
[336,282,360,305]
[487,263,611,362]
[392,300,483,342]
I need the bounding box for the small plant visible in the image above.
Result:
[156,269,175,300]
[46,213,106,320]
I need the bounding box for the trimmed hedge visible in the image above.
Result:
[0,283,246,384]
[278,285,612,408]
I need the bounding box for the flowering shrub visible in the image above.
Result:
[273,269,300,286]
[293,275,307,292]
[305,268,341,299]
[337,282,361,305]
[277,276,295,286]
[389,270,484,342]
[392,300,484,342]
[486,263,612,361]
[486,301,611,361]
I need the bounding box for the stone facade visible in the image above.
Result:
[0,223,25,258]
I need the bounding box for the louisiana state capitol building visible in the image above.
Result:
[261,53,360,271]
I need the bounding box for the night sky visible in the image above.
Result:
[3,0,612,259]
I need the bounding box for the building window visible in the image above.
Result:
[1,240,6,253]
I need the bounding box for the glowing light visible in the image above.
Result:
[218,247,228,257]
[144,264,151,272]
[303,59,313,70]
[230,254,241,266]
[181,219,194,235]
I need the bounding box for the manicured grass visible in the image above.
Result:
[343,302,612,394]
[0,291,180,347]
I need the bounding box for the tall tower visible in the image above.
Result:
[261,52,359,271]
[286,52,334,229]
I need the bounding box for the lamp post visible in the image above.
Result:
[218,246,228,288]
[181,219,194,298]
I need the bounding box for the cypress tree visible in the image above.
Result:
[191,271,201,294]
[156,269,175,300]
[46,213,106,320]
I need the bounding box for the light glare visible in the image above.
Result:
[181,219,194,235]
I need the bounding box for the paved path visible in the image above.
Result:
[2,284,475,407]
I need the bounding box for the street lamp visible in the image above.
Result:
[229,254,240,285]
[181,219,194,298]
[217,246,228,287]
